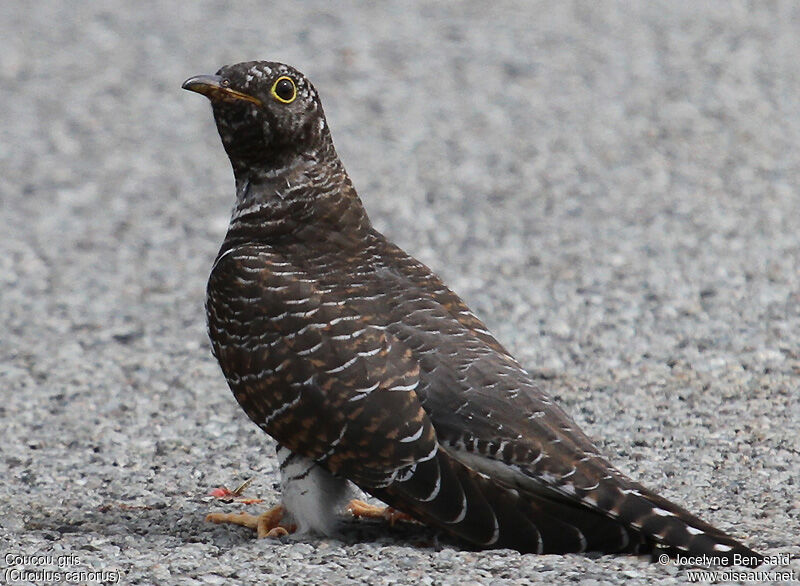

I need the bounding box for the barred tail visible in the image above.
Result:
[365,448,762,566]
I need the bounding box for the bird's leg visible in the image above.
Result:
[206,504,297,538]
[346,499,415,526]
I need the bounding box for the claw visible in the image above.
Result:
[347,499,414,526]
[265,526,290,538]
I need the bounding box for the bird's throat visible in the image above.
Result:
[226,153,371,243]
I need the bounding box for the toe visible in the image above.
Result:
[264,526,289,538]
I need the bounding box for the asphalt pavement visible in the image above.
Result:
[1,2,798,584]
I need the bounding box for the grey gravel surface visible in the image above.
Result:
[2,1,799,585]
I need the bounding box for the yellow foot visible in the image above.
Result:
[206,504,297,538]
[346,499,415,526]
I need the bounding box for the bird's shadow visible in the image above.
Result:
[23,498,461,553]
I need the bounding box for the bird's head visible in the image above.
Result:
[183,61,330,175]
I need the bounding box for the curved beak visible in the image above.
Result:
[182,74,262,106]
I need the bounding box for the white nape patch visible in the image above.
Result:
[280,450,351,536]
[713,544,733,552]
[652,507,675,517]
[686,526,705,535]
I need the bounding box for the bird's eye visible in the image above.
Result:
[220,78,230,87]
[271,76,297,104]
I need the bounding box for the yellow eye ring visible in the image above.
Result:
[271,76,297,104]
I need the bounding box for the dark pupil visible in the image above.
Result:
[275,79,294,100]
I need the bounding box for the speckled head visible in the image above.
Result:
[183,61,330,172]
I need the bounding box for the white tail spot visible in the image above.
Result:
[575,529,588,553]
[448,492,468,524]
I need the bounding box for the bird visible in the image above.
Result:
[182,61,762,566]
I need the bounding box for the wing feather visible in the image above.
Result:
[207,238,761,564]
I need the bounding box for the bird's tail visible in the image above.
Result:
[579,473,763,566]
[367,447,762,566]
